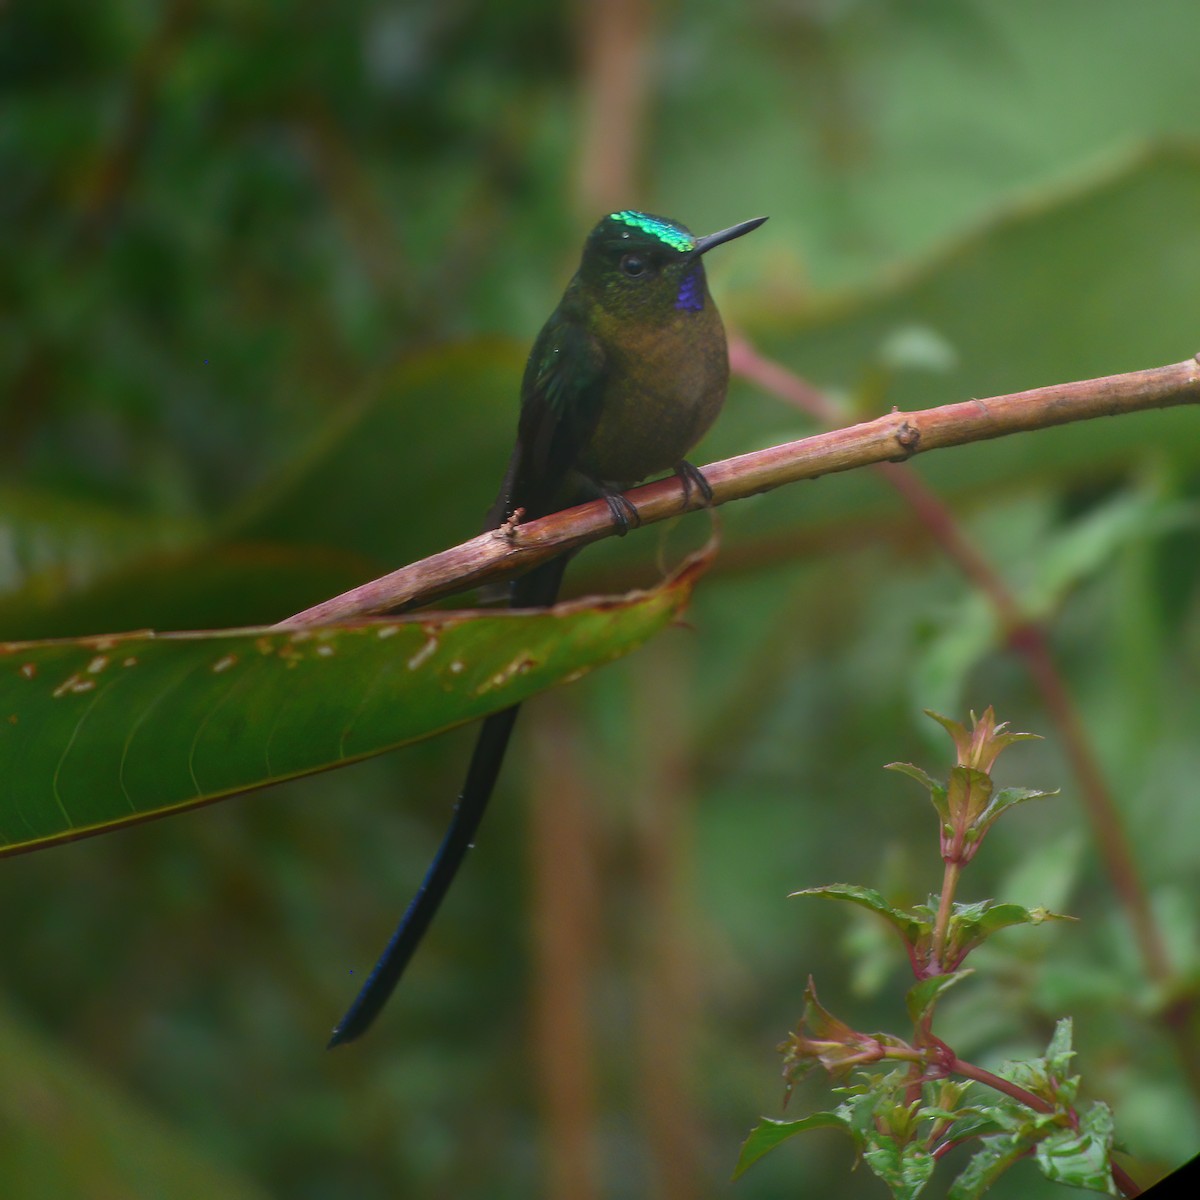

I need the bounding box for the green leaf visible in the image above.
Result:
[948,1132,1030,1200]
[994,1018,1081,1109]
[910,600,997,725]
[936,1105,1009,1147]
[0,996,270,1200]
[998,829,1085,914]
[1022,488,1200,622]
[733,1113,849,1178]
[906,971,973,1024]
[0,556,702,854]
[835,1069,916,1140]
[790,882,930,947]
[231,341,527,570]
[1035,1103,1118,1196]
[1045,1017,1078,1081]
[885,760,946,799]
[978,786,1057,828]
[876,324,959,376]
[0,344,530,641]
[949,900,1075,960]
[0,485,201,604]
[946,765,994,830]
[863,1135,936,1200]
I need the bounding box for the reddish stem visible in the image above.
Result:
[929,861,961,974]
[729,338,1198,1091]
[949,1058,1141,1197]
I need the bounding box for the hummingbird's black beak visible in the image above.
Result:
[689,215,768,260]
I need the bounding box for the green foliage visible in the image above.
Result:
[794,883,1070,977]
[745,714,1132,1198]
[0,996,269,1199]
[887,709,1056,864]
[735,1113,850,1176]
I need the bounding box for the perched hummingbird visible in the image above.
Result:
[328,209,766,1046]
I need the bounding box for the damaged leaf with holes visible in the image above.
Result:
[0,551,706,854]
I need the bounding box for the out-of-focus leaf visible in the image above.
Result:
[0,486,199,608]
[0,552,704,854]
[0,999,269,1200]
[1022,490,1200,620]
[0,342,528,638]
[719,150,1200,548]
[997,829,1085,915]
[231,340,526,569]
[0,542,373,641]
[908,486,1198,718]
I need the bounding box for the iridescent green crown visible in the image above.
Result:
[609,210,695,254]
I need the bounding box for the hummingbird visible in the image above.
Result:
[328,209,767,1046]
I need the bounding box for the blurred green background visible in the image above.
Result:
[2,1,1199,1196]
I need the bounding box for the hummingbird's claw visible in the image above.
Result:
[602,489,641,535]
[674,460,713,507]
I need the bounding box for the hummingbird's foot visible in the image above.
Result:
[601,488,641,535]
[675,460,714,507]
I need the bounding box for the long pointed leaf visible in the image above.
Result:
[0,552,706,855]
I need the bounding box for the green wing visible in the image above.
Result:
[502,311,608,520]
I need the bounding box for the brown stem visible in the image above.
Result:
[528,702,601,1200]
[630,642,703,1200]
[279,356,1200,625]
[573,0,654,215]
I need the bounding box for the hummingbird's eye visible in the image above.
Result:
[619,253,649,278]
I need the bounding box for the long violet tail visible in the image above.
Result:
[328,555,569,1047]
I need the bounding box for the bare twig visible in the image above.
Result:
[280,356,1200,626]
